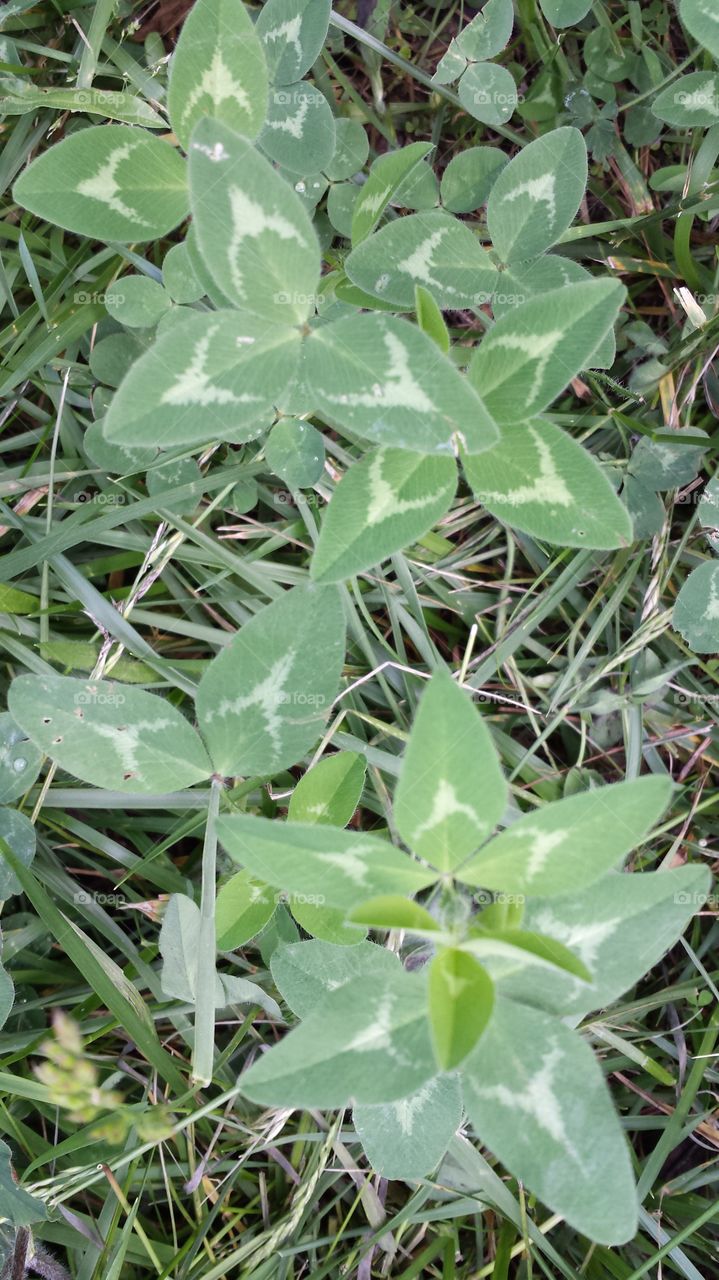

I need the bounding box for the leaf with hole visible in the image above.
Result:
[462,419,633,549]
[8,675,212,794]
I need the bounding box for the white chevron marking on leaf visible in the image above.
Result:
[412,778,483,842]
[267,97,310,138]
[182,50,251,124]
[393,1081,435,1134]
[474,1044,582,1165]
[91,718,175,779]
[366,451,446,525]
[481,427,572,507]
[531,909,620,973]
[228,189,308,299]
[488,332,563,407]
[263,15,303,58]
[327,330,435,413]
[315,849,371,886]
[76,143,147,224]
[206,652,296,753]
[160,328,262,408]
[397,227,453,294]
[501,172,557,224]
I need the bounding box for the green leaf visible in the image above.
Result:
[160,892,281,1017]
[456,776,673,896]
[491,256,617,369]
[265,417,324,489]
[241,968,435,1106]
[13,125,188,242]
[323,117,369,180]
[496,864,711,1018]
[345,210,498,310]
[487,127,587,264]
[216,870,277,949]
[348,895,440,932]
[196,584,345,776]
[538,0,593,24]
[462,419,633,549]
[0,83,164,126]
[0,808,35,899]
[8,674,212,794]
[271,938,400,1018]
[455,0,514,59]
[673,561,719,654]
[217,814,436,910]
[629,428,708,491]
[0,1138,46,1225]
[467,281,625,423]
[162,241,204,304]
[311,448,456,583]
[167,0,268,148]
[467,927,591,983]
[189,118,321,325]
[256,0,331,85]
[463,997,638,1244]
[652,72,719,125]
[304,313,499,454]
[0,712,42,803]
[261,82,335,174]
[680,0,719,60]
[394,668,507,872]
[440,145,506,213]
[415,284,450,352]
[351,141,433,245]
[429,948,494,1069]
[103,311,299,449]
[289,899,367,945]
[105,275,171,329]
[354,1075,462,1180]
[288,752,366,826]
[458,63,520,127]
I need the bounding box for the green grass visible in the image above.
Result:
[0,0,718,1275]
